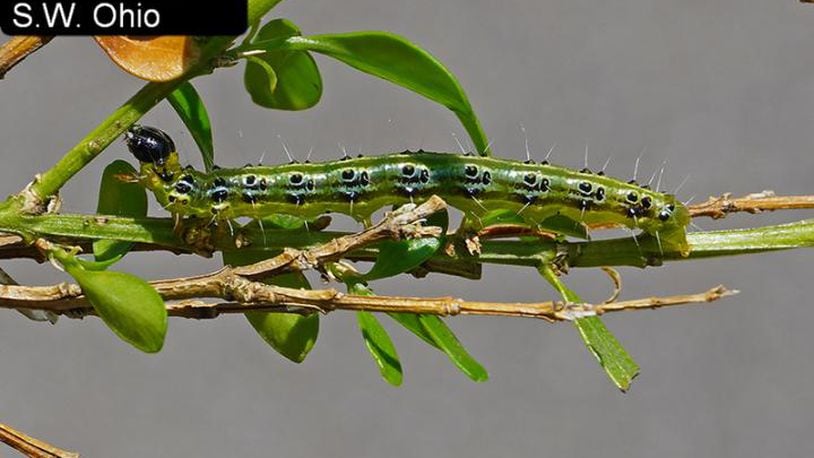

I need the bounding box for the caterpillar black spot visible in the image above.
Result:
[126,126,691,253]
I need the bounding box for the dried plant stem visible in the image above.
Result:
[0,192,738,320]
[0,190,811,259]
[231,195,446,279]
[0,196,447,310]
[687,191,814,219]
[0,36,53,79]
[0,276,736,321]
[0,422,78,458]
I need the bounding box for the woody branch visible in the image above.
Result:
[0,194,740,320]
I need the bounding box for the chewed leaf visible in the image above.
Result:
[94,36,201,82]
[280,32,490,155]
[244,19,322,110]
[574,316,639,391]
[167,82,215,172]
[94,160,147,264]
[65,264,167,353]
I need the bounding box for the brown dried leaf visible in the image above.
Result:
[94,36,202,82]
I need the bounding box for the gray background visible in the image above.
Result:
[2,0,814,456]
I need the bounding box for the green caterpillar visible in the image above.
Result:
[126,125,691,253]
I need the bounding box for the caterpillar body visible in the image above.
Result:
[126,126,691,253]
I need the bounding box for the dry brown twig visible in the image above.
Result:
[687,191,814,219]
[0,276,737,322]
[0,196,447,313]
[0,422,78,458]
[0,36,54,79]
[0,190,805,318]
[0,193,741,320]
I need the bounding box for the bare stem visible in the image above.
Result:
[0,36,54,79]
[0,422,78,458]
[232,196,446,279]
[0,274,736,322]
[687,191,814,219]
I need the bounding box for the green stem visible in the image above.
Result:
[0,212,811,269]
[479,218,814,269]
[30,82,181,200]
[15,0,286,203]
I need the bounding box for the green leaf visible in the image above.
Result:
[349,283,403,386]
[248,0,285,25]
[538,264,638,391]
[64,263,166,353]
[387,313,439,349]
[279,32,491,155]
[244,56,279,103]
[244,19,322,110]
[76,254,125,271]
[257,213,307,230]
[425,207,450,234]
[480,209,526,227]
[167,82,215,172]
[357,311,403,386]
[363,238,441,281]
[417,315,488,382]
[573,316,639,391]
[223,250,319,363]
[93,160,147,263]
[539,215,589,240]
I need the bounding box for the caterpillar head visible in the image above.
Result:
[126,125,184,206]
[125,125,175,165]
[639,194,691,256]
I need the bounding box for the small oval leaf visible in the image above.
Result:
[167,82,215,172]
[94,160,147,263]
[244,56,279,105]
[66,265,167,353]
[244,19,322,110]
[223,250,319,363]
